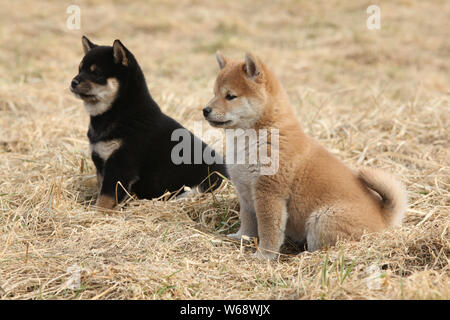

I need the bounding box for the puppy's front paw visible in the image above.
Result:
[253,249,277,261]
[227,232,243,240]
[95,195,116,210]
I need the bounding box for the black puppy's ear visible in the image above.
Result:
[82,36,97,54]
[112,40,128,66]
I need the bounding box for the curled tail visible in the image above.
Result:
[358,167,407,226]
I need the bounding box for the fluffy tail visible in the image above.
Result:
[358,167,407,226]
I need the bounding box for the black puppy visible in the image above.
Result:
[70,36,228,209]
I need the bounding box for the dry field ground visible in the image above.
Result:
[0,0,448,299]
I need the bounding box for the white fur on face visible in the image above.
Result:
[83,78,119,116]
[90,139,122,161]
[206,96,263,129]
[228,97,263,128]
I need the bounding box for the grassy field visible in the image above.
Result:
[0,0,448,299]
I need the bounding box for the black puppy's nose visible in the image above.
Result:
[71,78,79,89]
[203,107,212,117]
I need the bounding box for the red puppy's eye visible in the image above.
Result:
[225,93,237,101]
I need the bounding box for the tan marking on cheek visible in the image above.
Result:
[107,78,119,91]
[78,80,93,91]
[82,77,119,116]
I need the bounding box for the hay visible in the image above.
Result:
[0,0,448,299]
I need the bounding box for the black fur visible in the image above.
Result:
[70,37,228,206]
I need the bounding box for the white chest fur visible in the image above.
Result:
[226,128,279,206]
[225,129,263,189]
[90,139,122,161]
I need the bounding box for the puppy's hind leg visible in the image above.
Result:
[305,207,353,252]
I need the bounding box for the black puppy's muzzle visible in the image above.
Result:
[70,76,81,93]
[69,76,96,101]
[71,78,79,89]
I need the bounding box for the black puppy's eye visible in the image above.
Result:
[90,65,100,75]
[225,93,237,101]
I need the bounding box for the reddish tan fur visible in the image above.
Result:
[206,52,407,259]
[95,194,116,210]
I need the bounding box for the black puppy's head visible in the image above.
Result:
[70,36,133,111]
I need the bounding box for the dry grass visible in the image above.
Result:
[0,0,449,299]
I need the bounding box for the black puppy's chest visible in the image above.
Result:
[88,121,124,168]
[87,120,117,144]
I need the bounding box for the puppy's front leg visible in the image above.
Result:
[228,201,257,240]
[228,183,258,240]
[253,190,288,260]
[96,157,137,210]
[96,193,116,210]
[91,153,104,194]
[96,171,103,193]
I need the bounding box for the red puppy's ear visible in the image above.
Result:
[216,51,228,70]
[244,52,262,80]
